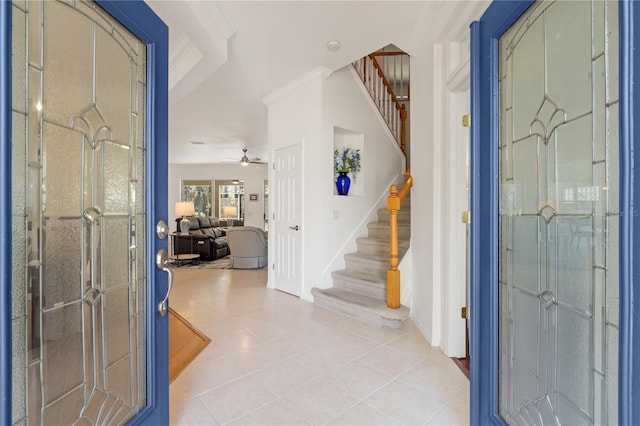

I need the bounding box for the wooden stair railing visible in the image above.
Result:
[386,170,412,309]
[352,52,408,156]
[354,49,412,309]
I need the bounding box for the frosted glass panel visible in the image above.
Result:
[103,217,129,289]
[546,0,592,119]
[96,27,132,144]
[512,137,538,214]
[512,16,545,141]
[498,1,618,424]
[41,303,83,403]
[43,123,83,215]
[43,1,93,125]
[42,218,82,309]
[104,142,131,213]
[104,286,131,365]
[14,1,148,424]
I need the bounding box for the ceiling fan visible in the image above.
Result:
[231,148,265,166]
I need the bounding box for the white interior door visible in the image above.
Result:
[273,144,302,296]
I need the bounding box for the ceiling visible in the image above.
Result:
[146,1,433,165]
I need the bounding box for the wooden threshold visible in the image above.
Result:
[169,307,211,384]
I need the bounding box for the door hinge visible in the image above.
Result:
[461,210,470,224]
[462,114,471,128]
[461,306,470,319]
[272,263,275,270]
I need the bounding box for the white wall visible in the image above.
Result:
[406,1,490,352]
[265,68,325,300]
[265,66,404,302]
[167,162,268,229]
[321,67,405,289]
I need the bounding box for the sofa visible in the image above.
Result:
[174,216,230,261]
[226,226,268,269]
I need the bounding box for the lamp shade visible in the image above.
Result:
[175,201,195,217]
[223,206,238,218]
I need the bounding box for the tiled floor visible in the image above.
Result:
[169,268,469,425]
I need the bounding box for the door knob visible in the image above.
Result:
[289,225,300,231]
[156,220,169,239]
[155,248,173,317]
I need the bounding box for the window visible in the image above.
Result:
[217,181,244,220]
[181,180,213,217]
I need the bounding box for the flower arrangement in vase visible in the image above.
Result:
[333,147,361,195]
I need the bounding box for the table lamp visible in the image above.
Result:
[223,206,237,227]
[175,201,195,234]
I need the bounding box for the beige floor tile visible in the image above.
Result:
[357,345,422,378]
[280,378,359,425]
[352,324,405,344]
[325,360,393,399]
[328,333,380,359]
[250,359,320,396]
[292,344,359,376]
[169,269,470,425]
[328,402,399,425]
[170,396,219,426]
[385,331,441,359]
[365,380,446,425]
[198,376,277,425]
[229,398,310,426]
[398,359,469,403]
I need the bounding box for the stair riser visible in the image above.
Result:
[345,257,388,277]
[367,226,411,240]
[333,277,386,299]
[357,243,389,257]
[312,294,404,329]
[356,240,408,257]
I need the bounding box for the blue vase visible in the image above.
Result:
[336,172,351,195]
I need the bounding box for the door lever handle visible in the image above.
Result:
[289,225,300,231]
[155,249,174,317]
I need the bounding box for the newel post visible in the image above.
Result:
[387,184,401,309]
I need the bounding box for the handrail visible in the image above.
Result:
[352,53,408,159]
[369,54,408,156]
[386,170,412,309]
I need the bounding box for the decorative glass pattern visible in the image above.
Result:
[12,0,147,424]
[498,1,619,424]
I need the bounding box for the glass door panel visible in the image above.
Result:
[498,1,618,424]
[13,0,148,423]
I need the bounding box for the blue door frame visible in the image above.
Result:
[470,0,639,424]
[0,1,169,424]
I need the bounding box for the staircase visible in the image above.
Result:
[311,196,411,328]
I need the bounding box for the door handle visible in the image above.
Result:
[155,249,173,317]
[289,225,300,231]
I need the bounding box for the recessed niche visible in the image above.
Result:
[333,126,363,197]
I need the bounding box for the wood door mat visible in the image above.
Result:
[169,307,211,384]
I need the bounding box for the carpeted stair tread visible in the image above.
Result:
[356,237,409,258]
[367,222,411,236]
[377,208,411,223]
[345,251,390,264]
[367,221,411,230]
[332,268,387,287]
[356,236,410,248]
[311,287,410,328]
[331,269,386,299]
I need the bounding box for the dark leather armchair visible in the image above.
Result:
[174,216,229,261]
